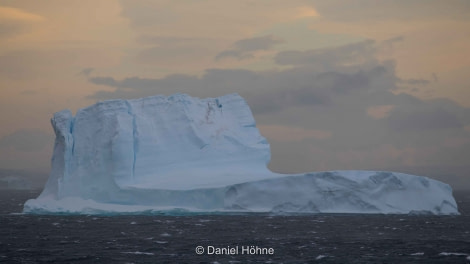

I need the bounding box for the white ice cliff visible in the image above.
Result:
[23,93,459,215]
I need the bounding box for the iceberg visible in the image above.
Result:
[23,93,459,215]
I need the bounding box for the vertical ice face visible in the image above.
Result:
[41,93,271,202]
[125,93,271,186]
[39,109,73,199]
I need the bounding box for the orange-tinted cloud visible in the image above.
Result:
[367,105,395,119]
[0,6,44,21]
[296,6,320,18]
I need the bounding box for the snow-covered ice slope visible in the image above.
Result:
[23,93,459,215]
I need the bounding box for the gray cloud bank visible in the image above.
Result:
[215,35,284,60]
[85,38,470,189]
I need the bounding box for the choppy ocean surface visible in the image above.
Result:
[1,190,470,263]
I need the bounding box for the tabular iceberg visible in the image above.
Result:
[23,93,459,215]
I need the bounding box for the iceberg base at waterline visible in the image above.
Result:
[23,93,459,215]
[24,170,459,215]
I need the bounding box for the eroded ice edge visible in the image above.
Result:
[23,93,459,215]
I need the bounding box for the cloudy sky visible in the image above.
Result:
[1,0,470,189]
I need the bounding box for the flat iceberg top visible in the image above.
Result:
[25,93,459,215]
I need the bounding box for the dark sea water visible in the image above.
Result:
[1,190,470,263]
